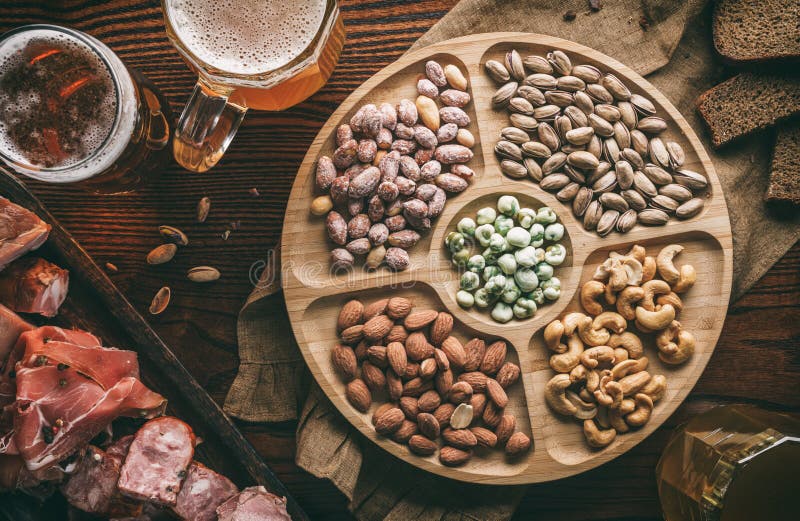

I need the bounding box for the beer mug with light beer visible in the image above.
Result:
[162,0,344,173]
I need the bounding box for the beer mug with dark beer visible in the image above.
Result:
[162,0,345,173]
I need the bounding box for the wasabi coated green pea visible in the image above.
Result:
[529,223,545,247]
[528,287,545,306]
[494,215,514,236]
[485,274,507,295]
[544,222,565,242]
[460,271,481,291]
[544,244,567,265]
[457,217,477,236]
[475,224,494,247]
[491,301,514,323]
[506,227,531,248]
[489,233,507,252]
[483,265,501,281]
[497,253,517,275]
[534,247,546,263]
[541,277,561,300]
[514,268,539,292]
[535,206,558,224]
[451,248,470,266]
[501,279,521,304]
[476,207,497,225]
[482,247,499,264]
[513,298,537,319]
[534,261,554,280]
[467,255,486,273]
[517,208,536,229]
[456,290,475,308]
[445,231,465,253]
[497,195,520,217]
[474,288,495,308]
[514,246,538,268]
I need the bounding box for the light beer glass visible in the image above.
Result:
[162,0,345,173]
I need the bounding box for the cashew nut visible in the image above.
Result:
[583,419,617,448]
[625,393,654,427]
[671,264,697,293]
[580,280,606,316]
[616,286,644,320]
[641,374,667,402]
[566,391,597,420]
[656,244,684,285]
[578,317,611,346]
[635,304,676,331]
[586,369,609,393]
[642,256,657,283]
[656,291,683,312]
[618,371,652,396]
[622,257,643,286]
[613,348,629,362]
[619,398,636,415]
[611,244,645,264]
[544,320,566,352]
[569,363,588,384]
[595,405,610,429]
[592,258,616,282]
[593,374,622,408]
[562,312,589,336]
[641,280,672,311]
[608,264,629,291]
[656,321,695,365]
[544,373,577,416]
[608,332,644,359]
[592,312,627,334]
[550,334,584,373]
[579,387,594,403]
[608,406,629,433]
[610,359,640,380]
[580,346,615,369]
[604,281,618,305]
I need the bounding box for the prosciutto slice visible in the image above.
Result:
[0,303,32,365]
[0,197,50,270]
[173,461,239,521]
[216,486,292,521]
[0,257,69,317]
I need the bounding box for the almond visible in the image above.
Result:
[470,427,498,448]
[480,340,507,374]
[495,414,516,445]
[386,297,413,319]
[372,403,394,426]
[505,432,531,456]
[483,401,504,428]
[331,345,357,381]
[408,434,437,456]
[399,396,419,419]
[441,336,467,369]
[403,362,421,380]
[419,358,437,380]
[363,298,388,321]
[374,407,405,435]
[439,446,472,467]
[346,379,371,412]
[366,345,388,369]
[486,378,509,408]
[338,299,364,332]
[417,389,442,412]
[391,419,418,443]
[496,362,521,388]
[386,325,409,344]
[386,342,408,376]
[449,403,474,429]
[448,381,473,403]
[404,309,438,330]
[361,361,386,392]
[405,332,434,361]
[458,371,488,392]
[417,412,440,439]
[341,324,364,345]
[433,403,456,428]
[462,338,486,372]
[433,348,450,372]
[354,340,368,361]
[442,427,477,449]
[363,315,393,342]
[434,368,454,396]
[469,393,487,421]
[387,369,403,401]
[430,312,454,346]
[402,377,433,397]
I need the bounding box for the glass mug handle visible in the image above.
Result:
[173,78,247,173]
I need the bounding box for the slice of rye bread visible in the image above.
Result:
[766,124,800,206]
[713,0,800,64]
[696,73,800,148]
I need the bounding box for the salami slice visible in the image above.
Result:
[216,486,292,521]
[60,446,122,514]
[118,417,195,506]
[172,461,238,521]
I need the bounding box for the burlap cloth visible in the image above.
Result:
[224,1,800,518]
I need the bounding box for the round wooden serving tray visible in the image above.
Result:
[282,33,732,484]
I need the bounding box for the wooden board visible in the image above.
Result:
[0,172,308,520]
[282,33,732,485]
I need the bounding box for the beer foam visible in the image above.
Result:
[166,0,327,75]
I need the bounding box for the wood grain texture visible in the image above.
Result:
[0,1,796,519]
[282,32,733,484]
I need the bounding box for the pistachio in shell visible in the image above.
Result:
[159,225,189,246]
[187,266,221,282]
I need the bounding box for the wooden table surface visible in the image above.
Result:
[2,1,798,519]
